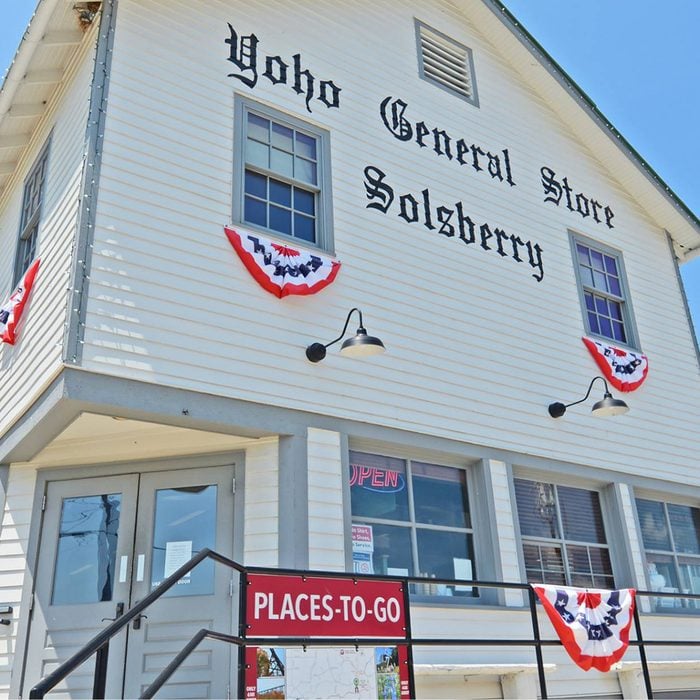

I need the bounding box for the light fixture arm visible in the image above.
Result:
[548,375,614,418]
[320,307,364,352]
[305,308,371,363]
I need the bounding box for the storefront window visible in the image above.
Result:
[637,498,700,610]
[514,479,614,588]
[350,451,474,597]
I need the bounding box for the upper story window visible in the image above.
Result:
[514,478,614,588]
[233,96,333,252]
[636,498,700,610]
[14,140,50,286]
[415,19,479,107]
[570,232,639,349]
[350,451,475,597]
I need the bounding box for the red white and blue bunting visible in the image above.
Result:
[532,585,636,672]
[582,337,649,392]
[1,258,40,345]
[224,226,341,298]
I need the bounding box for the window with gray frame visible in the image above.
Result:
[570,233,639,348]
[349,451,476,597]
[636,498,700,610]
[415,19,479,106]
[514,478,615,588]
[14,141,50,286]
[233,97,333,251]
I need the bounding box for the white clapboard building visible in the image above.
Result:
[0,1,698,698]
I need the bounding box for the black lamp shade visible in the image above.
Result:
[339,330,385,358]
[591,394,629,417]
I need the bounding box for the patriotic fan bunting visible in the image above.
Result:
[224,226,341,298]
[533,584,635,672]
[1,258,40,345]
[582,336,648,392]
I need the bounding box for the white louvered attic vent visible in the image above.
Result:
[416,20,479,107]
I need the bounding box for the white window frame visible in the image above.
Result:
[569,231,640,350]
[13,140,50,286]
[232,95,334,253]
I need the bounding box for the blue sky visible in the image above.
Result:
[1,1,698,341]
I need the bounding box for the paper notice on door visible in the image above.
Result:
[164,540,193,580]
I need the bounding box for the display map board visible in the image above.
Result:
[244,645,410,699]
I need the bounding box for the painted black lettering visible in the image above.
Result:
[292,54,314,112]
[263,55,287,85]
[540,166,562,205]
[225,25,258,88]
[363,165,394,213]
[399,193,419,223]
[379,97,412,141]
[456,201,475,244]
[436,206,455,237]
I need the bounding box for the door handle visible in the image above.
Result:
[132,613,148,630]
[101,601,125,622]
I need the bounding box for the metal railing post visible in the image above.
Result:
[527,586,548,699]
[633,602,653,699]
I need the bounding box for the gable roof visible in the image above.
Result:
[0,0,698,261]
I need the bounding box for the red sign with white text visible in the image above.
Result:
[246,573,407,638]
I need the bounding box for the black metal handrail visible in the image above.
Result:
[28,548,244,699]
[29,550,700,700]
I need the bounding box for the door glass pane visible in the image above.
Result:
[52,494,122,605]
[151,484,217,597]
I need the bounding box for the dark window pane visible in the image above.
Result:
[609,301,623,321]
[522,543,565,585]
[558,486,607,544]
[52,494,122,605]
[514,479,558,538]
[416,530,474,596]
[595,296,608,315]
[637,499,672,550]
[609,276,622,297]
[269,179,291,207]
[294,188,315,215]
[668,504,700,554]
[612,322,626,343]
[412,463,469,528]
[151,485,217,597]
[293,213,315,242]
[245,170,267,199]
[599,316,613,339]
[604,255,618,275]
[577,244,590,266]
[580,266,594,287]
[567,545,613,588]
[244,196,267,227]
[588,312,600,334]
[269,205,292,235]
[362,523,412,576]
[349,452,409,522]
[584,292,595,312]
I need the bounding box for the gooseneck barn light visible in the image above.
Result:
[548,376,630,418]
[306,308,385,363]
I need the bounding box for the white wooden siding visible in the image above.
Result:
[0,466,37,695]
[307,428,345,571]
[0,37,96,437]
[243,439,279,566]
[78,0,699,481]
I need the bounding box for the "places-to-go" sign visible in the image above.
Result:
[245,573,407,638]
